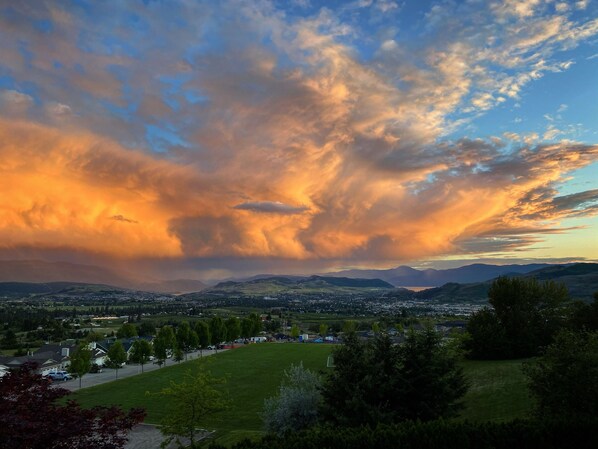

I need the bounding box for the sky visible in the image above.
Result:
[0,0,597,281]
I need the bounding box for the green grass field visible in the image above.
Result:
[73,343,533,445]
[74,343,333,444]
[458,358,532,422]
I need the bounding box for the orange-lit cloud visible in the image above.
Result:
[1,118,596,266]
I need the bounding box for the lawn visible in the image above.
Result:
[457,358,533,422]
[74,343,333,443]
[74,343,533,444]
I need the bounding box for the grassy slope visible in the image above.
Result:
[458,358,532,422]
[74,344,333,443]
[74,344,532,444]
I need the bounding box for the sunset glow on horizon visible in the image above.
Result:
[1,0,597,280]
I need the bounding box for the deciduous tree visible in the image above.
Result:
[117,322,138,339]
[342,320,357,334]
[249,312,262,336]
[290,324,300,339]
[154,364,228,448]
[0,362,145,449]
[105,341,128,379]
[136,320,156,337]
[466,277,570,359]
[129,339,153,373]
[154,326,176,367]
[173,345,184,363]
[69,345,92,389]
[176,321,197,360]
[209,317,227,349]
[195,321,211,356]
[225,317,241,342]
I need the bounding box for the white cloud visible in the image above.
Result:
[0,89,33,105]
[576,0,589,10]
[544,125,562,140]
[555,2,569,13]
[47,102,72,116]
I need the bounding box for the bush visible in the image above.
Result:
[524,329,598,420]
[207,419,598,449]
[262,363,321,435]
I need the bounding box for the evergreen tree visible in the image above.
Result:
[320,329,467,426]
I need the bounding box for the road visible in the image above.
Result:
[57,348,228,391]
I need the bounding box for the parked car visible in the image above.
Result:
[90,363,103,373]
[206,345,216,350]
[46,371,72,381]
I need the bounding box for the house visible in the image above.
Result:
[97,336,153,361]
[0,363,10,377]
[86,342,108,366]
[435,320,467,335]
[0,352,65,376]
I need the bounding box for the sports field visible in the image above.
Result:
[74,343,532,445]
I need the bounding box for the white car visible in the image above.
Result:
[46,371,72,381]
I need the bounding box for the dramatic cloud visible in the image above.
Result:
[0,1,597,277]
[233,202,310,214]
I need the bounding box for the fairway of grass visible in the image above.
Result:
[457,358,533,422]
[74,343,534,444]
[74,343,333,443]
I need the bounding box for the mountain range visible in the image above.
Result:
[0,260,206,294]
[203,263,598,302]
[414,263,598,302]
[325,263,556,287]
[0,260,596,301]
[202,275,394,295]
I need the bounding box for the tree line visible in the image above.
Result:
[464,277,598,359]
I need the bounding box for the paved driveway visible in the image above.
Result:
[58,348,227,391]
[124,424,173,449]
[124,423,212,449]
